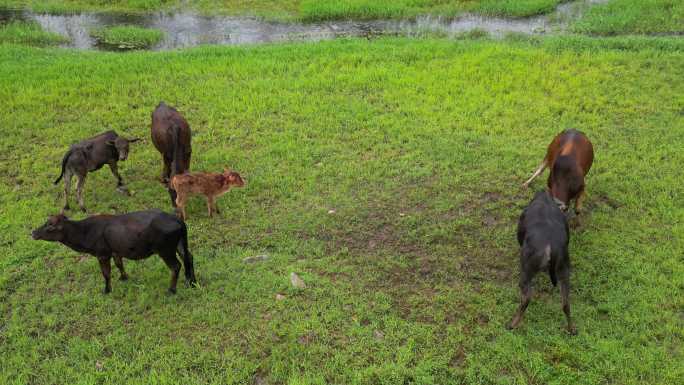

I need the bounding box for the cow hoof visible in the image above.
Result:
[80,207,87,213]
[567,325,577,335]
[119,275,129,281]
[117,186,130,196]
[102,288,111,295]
[167,288,177,295]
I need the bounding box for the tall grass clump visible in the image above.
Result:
[475,0,563,17]
[300,0,415,21]
[573,0,684,35]
[90,25,164,50]
[0,21,67,46]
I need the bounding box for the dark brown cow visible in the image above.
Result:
[151,102,192,206]
[522,129,594,213]
[31,209,197,294]
[54,130,139,213]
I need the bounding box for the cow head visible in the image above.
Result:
[223,169,245,187]
[32,215,68,241]
[107,137,140,161]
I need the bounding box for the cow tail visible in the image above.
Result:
[54,149,73,185]
[178,221,196,284]
[546,245,558,287]
[170,124,184,178]
[167,124,184,207]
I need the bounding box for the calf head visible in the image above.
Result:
[107,137,140,161]
[32,215,68,241]
[223,169,245,188]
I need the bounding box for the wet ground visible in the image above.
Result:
[0,1,607,51]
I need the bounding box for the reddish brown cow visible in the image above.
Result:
[522,129,594,213]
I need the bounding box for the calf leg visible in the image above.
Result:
[522,160,547,188]
[206,196,215,217]
[98,257,112,294]
[175,194,187,221]
[160,251,181,294]
[508,274,534,330]
[559,276,576,335]
[76,173,87,213]
[113,255,128,281]
[62,171,73,213]
[574,188,586,215]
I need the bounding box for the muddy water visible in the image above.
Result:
[0,1,607,51]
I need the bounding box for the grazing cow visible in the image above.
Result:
[522,129,594,213]
[150,102,192,206]
[170,169,245,220]
[508,190,575,334]
[54,130,139,213]
[31,209,197,294]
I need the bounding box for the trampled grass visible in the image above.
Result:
[573,0,684,35]
[0,37,683,384]
[0,20,67,46]
[90,25,164,50]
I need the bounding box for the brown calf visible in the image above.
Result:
[170,169,245,220]
[522,129,594,213]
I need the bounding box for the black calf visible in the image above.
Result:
[508,190,576,334]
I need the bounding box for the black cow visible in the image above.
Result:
[508,190,576,334]
[54,130,139,213]
[31,209,197,294]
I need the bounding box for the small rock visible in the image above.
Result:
[244,254,270,263]
[290,272,306,288]
[399,213,405,217]
[374,330,384,340]
[328,209,336,214]
[95,360,104,371]
[275,294,286,301]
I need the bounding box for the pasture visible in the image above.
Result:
[1,35,683,384]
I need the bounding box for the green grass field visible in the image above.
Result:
[0,0,568,20]
[573,0,684,35]
[1,36,682,384]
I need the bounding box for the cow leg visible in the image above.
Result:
[214,199,221,214]
[98,257,112,294]
[161,158,171,183]
[76,173,87,213]
[522,160,547,188]
[508,273,533,330]
[559,275,576,335]
[168,187,177,208]
[109,162,129,195]
[62,170,73,213]
[113,255,128,281]
[160,251,181,294]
